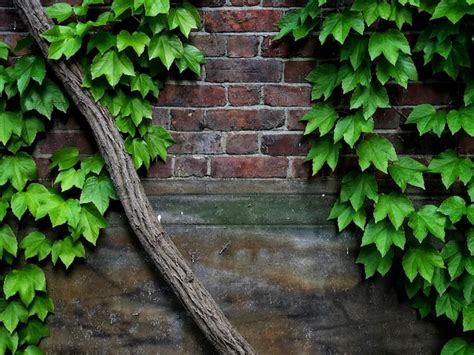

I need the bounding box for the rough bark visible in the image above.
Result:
[13,0,256,353]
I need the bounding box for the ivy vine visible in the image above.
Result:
[0,0,203,352]
[277,0,474,353]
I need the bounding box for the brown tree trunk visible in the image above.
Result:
[13,0,256,353]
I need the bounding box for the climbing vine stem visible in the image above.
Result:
[277,0,474,353]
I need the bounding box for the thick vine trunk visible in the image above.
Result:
[14,1,256,353]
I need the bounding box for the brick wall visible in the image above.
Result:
[0,0,462,182]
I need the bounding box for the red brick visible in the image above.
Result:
[152,108,170,128]
[261,133,310,156]
[231,0,260,5]
[203,9,282,32]
[261,36,321,58]
[174,156,208,177]
[36,131,96,155]
[374,108,405,129]
[145,159,173,178]
[225,133,259,154]
[456,133,473,154]
[190,34,226,57]
[389,83,458,105]
[55,113,85,130]
[205,109,284,130]
[226,36,259,58]
[287,109,308,130]
[263,0,306,5]
[284,61,314,83]
[169,132,223,154]
[170,109,205,131]
[195,0,226,6]
[34,157,52,179]
[158,85,226,107]
[205,59,282,83]
[263,85,311,106]
[212,156,288,177]
[289,157,311,178]
[228,85,261,106]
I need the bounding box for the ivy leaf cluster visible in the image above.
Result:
[277,0,474,351]
[43,0,202,169]
[0,0,205,351]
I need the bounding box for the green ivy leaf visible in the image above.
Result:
[374,193,414,229]
[143,125,174,161]
[436,290,465,322]
[0,300,28,334]
[432,0,474,23]
[0,326,18,354]
[80,175,117,214]
[351,0,391,26]
[388,157,426,191]
[168,5,200,38]
[12,56,46,95]
[77,204,107,245]
[406,104,446,137]
[447,106,474,136]
[356,245,394,278]
[140,0,170,16]
[0,225,17,260]
[21,79,69,119]
[375,54,418,88]
[356,136,397,173]
[340,172,378,211]
[402,245,444,282]
[319,9,364,44]
[304,137,341,175]
[428,150,473,189]
[442,240,466,280]
[121,96,152,126]
[51,236,85,268]
[328,198,366,231]
[46,3,73,23]
[340,36,368,70]
[54,168,86,192]
[301,103,338,136]
[0,153,37,191]
[441,338,474,355]
[361,220,406,256]
[11,183,50,219]
[130,74,159,98]
[148,33,183,70]
[80,154,104,175]
[350,83,390,119]
[176,44,205,76]
[368,29,411,65]
[124,137,151,170]
[21,117,45,146]
[306,64,339,101]
[90,50,135,87]
[20,232,51,261]
[86,32,116,55]
[438,196,466,224]
[0,111,21,145]
[49,147,79,171]
[117,31,150,56]
[463,303,474,331]
[333,112,373,148]
[28,295,54,322]
[19,319,49,346]
[408,205,447,242]
[4,264,46,306]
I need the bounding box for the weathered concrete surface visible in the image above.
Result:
[42,180,444,354]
